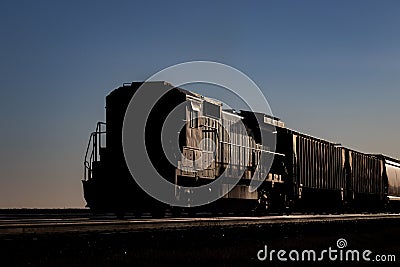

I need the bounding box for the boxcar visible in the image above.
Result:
[379,155,400,210]
[346,150,385,211]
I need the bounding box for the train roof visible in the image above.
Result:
[373,154,400,164]
[110,81,198,98]
[282,126,394,160]
[108,81,223,110]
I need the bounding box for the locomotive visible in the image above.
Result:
[83,81,400,216]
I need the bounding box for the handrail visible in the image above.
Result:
[83,122,106,181]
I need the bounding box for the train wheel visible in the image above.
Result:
[257,189,271,214]
[152,209,165,218]
[284,199,294,215]
[187,208,196,217]
[116,210,125,219]
[171,207,182,217]
[211,208,220,217]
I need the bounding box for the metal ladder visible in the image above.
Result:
[83,122,106,181]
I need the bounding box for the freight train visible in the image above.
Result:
[83,81,400,217]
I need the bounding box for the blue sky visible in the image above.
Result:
[0,0,399,207]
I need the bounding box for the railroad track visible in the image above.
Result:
[1,213,400,236]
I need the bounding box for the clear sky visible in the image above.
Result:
[0,0,399,208]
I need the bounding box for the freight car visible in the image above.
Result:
[83,81,400,216]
